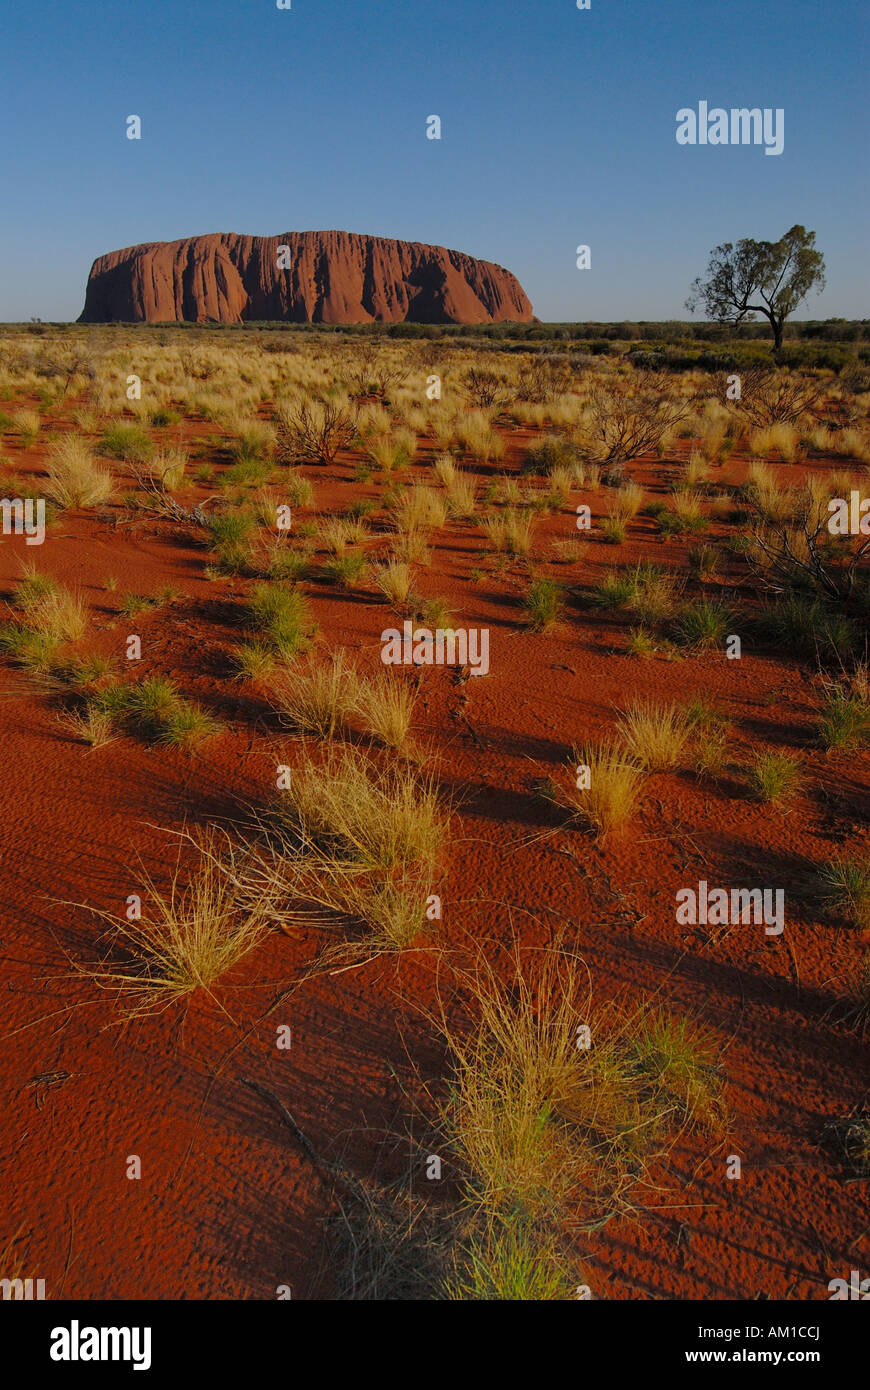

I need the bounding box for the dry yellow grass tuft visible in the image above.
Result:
[68,828,273,1016]
[608,482,644,521]
[561,738,645,838]
[374,558,415,605]
[395,485,449,534]
[268,742,449,873]
[45,437,114,507]
[438,942,726,1287]
[357,671,417,749]
[271,650,360,739]
[616,700,692,771]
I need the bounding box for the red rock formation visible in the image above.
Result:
[78,231,533,325]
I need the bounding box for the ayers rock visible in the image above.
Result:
[78,230,534,325]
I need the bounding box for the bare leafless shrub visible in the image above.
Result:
[518,354,575,404]
[727,368,828,427]
[345,343,407,401]
[462,367,510,412]
[127,460,216,527]
[744,482,870,603]
[275,397,359,466]
[588,371,696,482]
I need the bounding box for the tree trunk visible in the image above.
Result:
[772,319,784,355]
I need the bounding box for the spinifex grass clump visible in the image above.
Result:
[673,598,733,650]
[590,569,636,610]
[438,947,725,1295]
[521,434,579,477]
[441,950,595,1224]
[119,591,163,618]
[62,703,118,748]
[0,566,89,670]
[626,627,657,658]
[247,582,316,659]
[356,671,418,750]
[819,857,870,929]
[748,751,802,804]
[271,650,360,739]
[445,472,477,519]
[70,829,272,1016]
[12,564,59,611]
[414,595,455,630]
[522,577,563,631]
[627,1005,727,1132]
[374,559,414,607]
[284,469,315,508]
[827,1115,870,1179]
[268,743,447,873]
[482,509,535,556]
[262,540,312,585]
[743,459,788,515]
[616,700,692,771]
[455,412,505,463]
[234,641,280,682]
[226,421,275,470]
[45,437,114,507]
[608,482,644,522]
[394,485,448,534]
[99,421,154,463]
[323,552,368,590]
[93,676,221,749]
[241,743,449,955]
[321,516,366,555]
[56,653,114,694]
[628,564,683,625]
[680,451,711,488]
[390,528,431,567]
[547,466,574,503]
[550,537,588,567]
[557,739,645,839]
[0,624,59,671]
[588,563,683,625]
[11,565,88,642]
[13,409,40,446]
[686,695,731,779]
[817,682,870,751]
[755,597,856,664]
[688,544,719,580]
[325,866,436,953]
[159,702,222,749]
[206,508,255,575]
[651,491,707,537]
[446,1216,577,1302]
[149,446,188,493]
[208,510,253,549]
[116,676,180,731]
[433,452,457,488]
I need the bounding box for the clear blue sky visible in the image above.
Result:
[1,0,867,322]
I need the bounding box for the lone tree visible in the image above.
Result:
[686,225,826,354]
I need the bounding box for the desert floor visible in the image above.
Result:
[1,330,867,1299]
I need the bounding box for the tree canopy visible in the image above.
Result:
[687,225,826,352]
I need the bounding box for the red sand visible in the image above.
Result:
[1,408,868,1300]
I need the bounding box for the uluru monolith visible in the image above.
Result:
[77,231,534,325]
